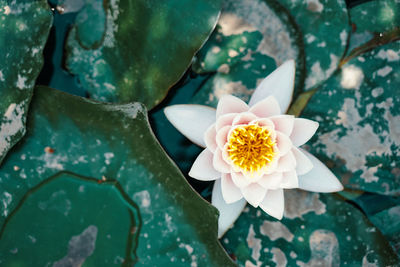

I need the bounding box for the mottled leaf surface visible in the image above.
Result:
[0,86,235,267]
[347,0,400,56]
[278,0,351,90]
[302,41,400,195]
[0,0,52,164]
[190,0,303,107]
[65,0,221,109]
[222,190,399,266]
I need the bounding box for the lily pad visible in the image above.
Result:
[0,86,235,266]
[0,172,141,265]
[301,41,400,195]
[0,0,52,164]
[222,190,399,266]
[278,0,351,90]
[190,0,304,107]
[65,0,222,109]
[346,0,400,59]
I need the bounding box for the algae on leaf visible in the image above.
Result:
[302,41,400,195]
[0,0,52,164]
[65,0,222,109]
[0,86,236,266]
[222,191,399,266]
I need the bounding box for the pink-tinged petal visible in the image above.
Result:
[249,96,281,118]
[259,189,284,220]
[213,148,231,173]
[204,124,217,153]
[231,172,252,188]
[269,115,295,136]
[212,180,247,238]
[249,60,295,112]
[189,149,220,181]
[276,151,296,172]
[232,112,258,126]
[264,156,280,175]
[241,183,267,207]
[258,172,283,189]
[298,150,343,192]
[216,95,249,118]
[292,147,313,175]
[216,125,231,149]
[250,118,275,129]
[216,113,236,131]
[290,118,319,147]
[221,173,243,204]
[164,104,216,147]
[280,170,299,188]
[276,131,292,156]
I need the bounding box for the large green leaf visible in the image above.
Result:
[222,191,399,266]
[345,0,400,60]
[190,0,304,107]
[277,0,351,90]
[65,0,222,109]
[301,41,400,195]
[0,0,52,164]
[0,86,235,266]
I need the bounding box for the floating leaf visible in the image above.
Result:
[65,0,222,109]
[301,41,400,195]
[0,86,235,266]
[222,190,399,266]
[0,0,52,164]
[277,0,351,90]
[345,0,400,60]
[190,0,304,107]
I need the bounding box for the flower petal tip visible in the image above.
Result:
[164,104,216,147]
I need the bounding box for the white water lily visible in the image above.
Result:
[164,60,343,238]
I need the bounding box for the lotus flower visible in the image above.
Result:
[164,60,343,237]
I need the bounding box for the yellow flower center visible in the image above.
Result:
[227,124,276,174]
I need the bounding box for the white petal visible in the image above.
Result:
[164,104,216,147]
[269,115,295,136]
[249,96,281,117]
[212,180,247,238]
[204,124,217,153]
[276,151,296,172]
[213,148,231,173]
[292,147,313,175]
[259,189,284,220]
[241,183,267,207]
[221,173,243,203]
[298,150,343,192]
[232,112,258,126]
[216,95,249,118]
[189,149,220,181]
[231,172,252,188]
[249,60,295,112]
[280,170,299,188]
[216,113,236,131]
[258,172,283,189]
[250,118,275,128]
[276,131,292,156]
[290,118,319,147]
[216,126,231,149]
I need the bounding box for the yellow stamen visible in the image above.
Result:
[227,124,276,174]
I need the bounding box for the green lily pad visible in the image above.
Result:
[301,41,400,195]
[278,0,351,90]
[0,0,52,164]
[0,86,235,266]
[222,190,399,266]
[346,0,400,59]
[190,0,304,107]
[65,0,222,109]
[0,172,141,266]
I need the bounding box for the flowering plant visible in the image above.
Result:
[165,60,343,237]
